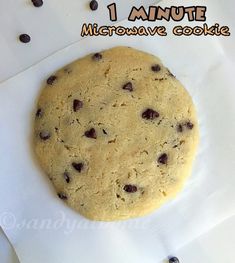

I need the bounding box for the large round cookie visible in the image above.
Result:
[34,46,199,221]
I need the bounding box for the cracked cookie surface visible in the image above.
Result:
[34,46,199,221]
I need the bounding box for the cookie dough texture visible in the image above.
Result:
[34,46,199,221]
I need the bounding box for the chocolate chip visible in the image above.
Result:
[186,121,194,129]
[72,162,84,173]
[39,131,50,140]
[92,53,102,61]
[32,0,43,7]
[177,124,183,132]
[142,108,159,120]
[36,108,43,118]
[73,99,83,112]
[63,172,70,183]
[85,128,97,139]
[122,82,133,92]
[158,153,168,164]
[124,184,137,193]
[47,75,57,85]
[19,34,31,43]
[89,0,98,11]
[151,64,161,72]
[169,257,180,263]
[58,192,68,200]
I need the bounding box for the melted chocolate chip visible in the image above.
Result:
[19,34,31,43]
[58,192,68,200]
[186,121,194,129]
[142,108,159,120]
[92,53,102,61]
[39,131,50,140]
[177,124,183,132]
[151,64,161,72]
[47,75,57,85]
[63,172,70,183]
[72,162,84,173]
[32,0,43,7]
[124,184,137,193]
[158,153,168,164]
[89,0,98,10]
[73,99,83,112]
[85,128,97,139]
[169,257,180,263]
[36,108,43,118]
[122,82,133,92]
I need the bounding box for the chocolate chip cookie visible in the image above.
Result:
[34,46,199,221]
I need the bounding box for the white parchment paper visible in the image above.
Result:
[0,0,156,82]
[0,1,235,262]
